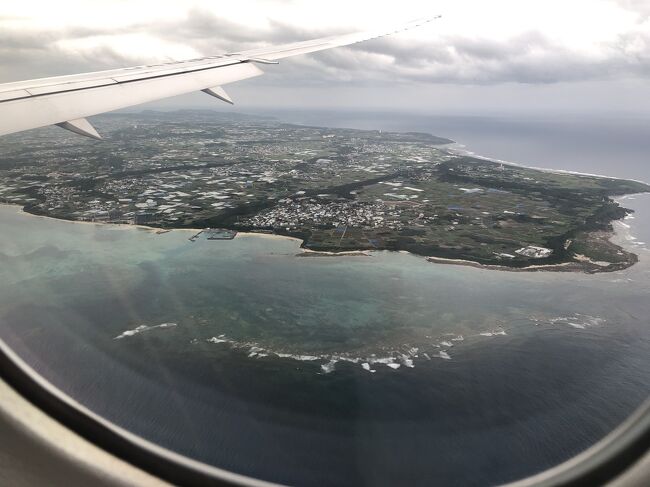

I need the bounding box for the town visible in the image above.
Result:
[0,110,647,271]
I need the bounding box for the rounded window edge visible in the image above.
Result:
[1,337,648,487]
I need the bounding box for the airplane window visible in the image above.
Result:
[0,3,649,486]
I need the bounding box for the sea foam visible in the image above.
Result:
[199,324,499,375]
[114,322,178,340]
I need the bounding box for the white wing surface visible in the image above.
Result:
[0,17,438,139]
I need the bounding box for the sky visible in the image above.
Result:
[1,0,650,115]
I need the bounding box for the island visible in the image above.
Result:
[0,110,648,273]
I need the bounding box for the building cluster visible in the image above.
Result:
[241,199,402,230]
[0,114,451,229]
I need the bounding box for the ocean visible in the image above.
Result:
[0,112,649,486]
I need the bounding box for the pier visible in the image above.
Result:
[189,230,203,242]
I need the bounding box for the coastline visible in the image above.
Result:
[446,144,650,187]
[425,223,642,274]
[426,255,599,274]
[1,203,305,244]
[5,161,646,274]
[297,249,371,257]
[3,200,640,273]
[236,232,303,244]
[610,196,649,254]
[2,203,175,233]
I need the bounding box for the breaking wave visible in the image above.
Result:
[530,314,606,330]
[114,316,602,374]
[114,322,178,339]
[199,331,508,374]
[479,328,508,337]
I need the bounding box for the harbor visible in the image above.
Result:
[189,228,238,242]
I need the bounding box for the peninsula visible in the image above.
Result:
[1,110,647,272]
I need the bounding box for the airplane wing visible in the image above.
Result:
[0,17,439,140]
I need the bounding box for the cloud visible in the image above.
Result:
[616,0,650,19]
[1,2,649,88]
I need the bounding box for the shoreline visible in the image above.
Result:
[424,223,642,274]
[426,256,599,274]
[1,203,306,244]
[447,144,650,187]
[4,166,645,273]
[297,249,371,257]
[2,202,638,274]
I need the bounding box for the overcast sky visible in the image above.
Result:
[1,0,650,115]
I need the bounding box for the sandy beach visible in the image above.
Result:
[2,202,637,273]
[297,249,371,257]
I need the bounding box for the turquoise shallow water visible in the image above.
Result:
[0,200,649,486]
[2,203,649,361]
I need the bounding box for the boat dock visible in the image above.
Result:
[205,228,237,240]
[189,228,237,242]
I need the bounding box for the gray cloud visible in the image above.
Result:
[1,5,650,88]
[616,0,650,19]
[0,23,145,80]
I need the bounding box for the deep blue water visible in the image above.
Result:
[1,112,649,486]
